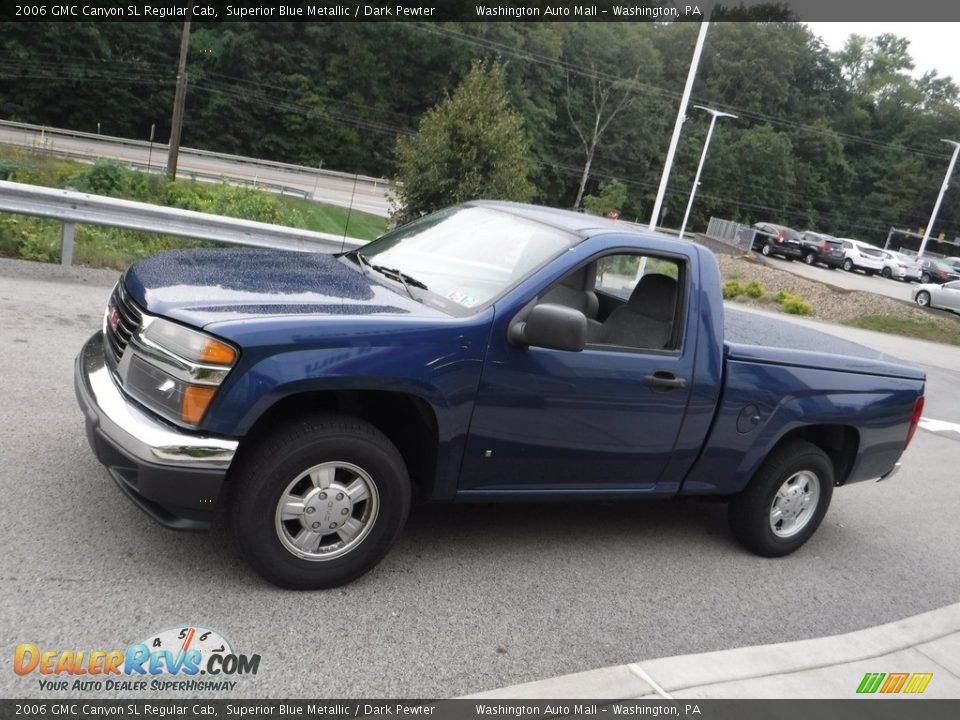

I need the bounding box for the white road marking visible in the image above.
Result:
[627,663,673,699]
[918,417,960,435]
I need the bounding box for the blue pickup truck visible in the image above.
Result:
[75,202,926,589]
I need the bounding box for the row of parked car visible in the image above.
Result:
[749,222,960,314]
[750,223,960,284]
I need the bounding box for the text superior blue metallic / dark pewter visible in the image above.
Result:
[74,201,925,589]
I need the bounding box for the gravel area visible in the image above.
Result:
[716,252,960,330]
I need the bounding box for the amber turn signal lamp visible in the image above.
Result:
[199,339,237,365]
[182,385,217,424]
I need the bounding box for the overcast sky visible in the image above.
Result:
[805,23,960,85]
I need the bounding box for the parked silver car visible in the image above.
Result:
[913,280,960,313]
[880,250,922,282]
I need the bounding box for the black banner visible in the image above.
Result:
[2,700,960,720]
[3,0,960,23]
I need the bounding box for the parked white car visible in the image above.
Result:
[913,280,960,313]
[839,238,884,275]
[879,250,922,282]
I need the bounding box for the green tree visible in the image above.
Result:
[391,61,535,224]
[583,179,628,217]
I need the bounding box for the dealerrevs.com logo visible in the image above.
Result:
[14,626,260,692]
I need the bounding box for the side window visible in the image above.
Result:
[591,253,683,352]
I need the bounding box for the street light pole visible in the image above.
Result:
[648,3,713,232]
[918,139,960,258]
[678,106,737,240]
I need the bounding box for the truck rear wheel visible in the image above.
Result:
[728,440,834,557]
[230,414,410,589]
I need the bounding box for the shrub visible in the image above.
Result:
[781,296,813,315]
[775,290,813,315]
[722,279,743,299]
[67,160,130,196]
[744,280,765,298]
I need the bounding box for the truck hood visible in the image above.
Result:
[122,248,446,327]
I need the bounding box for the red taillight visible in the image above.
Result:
[905,395,925,448]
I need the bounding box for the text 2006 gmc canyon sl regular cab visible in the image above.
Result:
[75,202,926,589]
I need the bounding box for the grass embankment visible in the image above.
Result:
[0,147,387,270]
[846,315,960,346]
[717,253,960,347]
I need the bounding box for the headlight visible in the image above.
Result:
[142,317,237,366]
[124,317,238,427]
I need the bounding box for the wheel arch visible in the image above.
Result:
[232,389,440,500]
[763,424,860,486]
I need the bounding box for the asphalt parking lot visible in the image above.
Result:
[758,252,919,303]
[1,258,958,699]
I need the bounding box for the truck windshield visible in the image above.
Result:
[354,206,575,313]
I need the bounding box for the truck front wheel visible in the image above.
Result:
[230,414,411,589]
[728,440,834,557]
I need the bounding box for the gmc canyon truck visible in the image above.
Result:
[75,202,926,589]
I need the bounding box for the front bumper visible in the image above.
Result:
[74,333,238,531]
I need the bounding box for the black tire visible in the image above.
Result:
[728,440,834,557]
[916,291,931,307]
[803,253,815,266]
[921,273,931,284]
[230,414,411,589]
[842,259,853,272]
[881,267,892,279]
[761,243,772,257]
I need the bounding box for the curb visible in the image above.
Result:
[465,603,960,699]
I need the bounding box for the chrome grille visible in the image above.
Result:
[104,283,143,366]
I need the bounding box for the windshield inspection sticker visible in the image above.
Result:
[446,290,478,308]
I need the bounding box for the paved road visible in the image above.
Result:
[1,258,958,699]
[0,124,391,217]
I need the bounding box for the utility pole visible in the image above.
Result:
[917,139,960,258]
[648,4,713,232]
[166,19,192,181]
[678,106,737,240]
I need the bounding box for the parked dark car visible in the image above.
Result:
[751,223,804,260]
[800,231,844,269]
[917,258,960,284]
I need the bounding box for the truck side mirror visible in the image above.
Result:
[508,303,587,352]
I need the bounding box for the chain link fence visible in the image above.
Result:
[706,217,756,251]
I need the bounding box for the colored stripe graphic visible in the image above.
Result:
[904,673,933,694]
[857,673,885,693]
[857,672,932,694]
[880,673,909,693]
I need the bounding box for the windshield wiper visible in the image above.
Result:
[346,249,371,276]
[370,264,428,299]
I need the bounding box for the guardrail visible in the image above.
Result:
[0,118,393,191]
[0,180,365,266]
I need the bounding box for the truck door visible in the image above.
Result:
[458,250,696,494]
